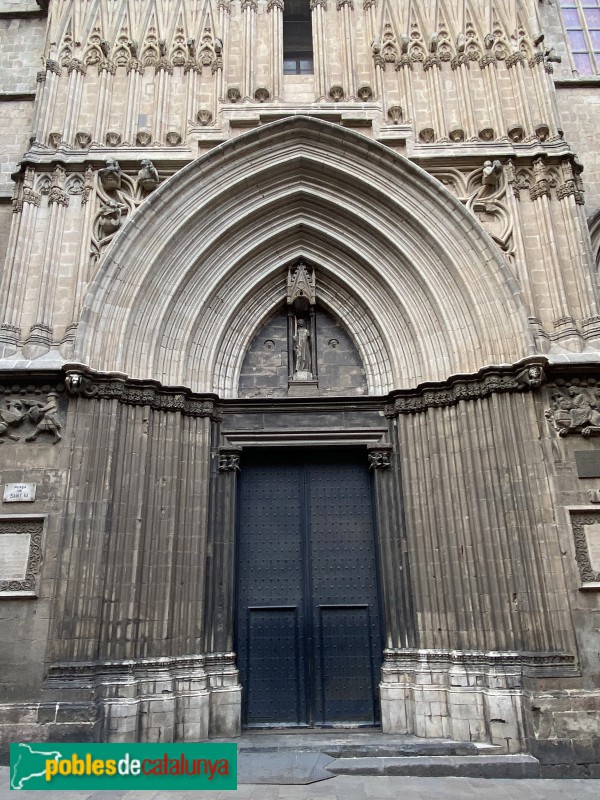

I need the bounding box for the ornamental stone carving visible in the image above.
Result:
[545,385,600,437]
[137,160,159,193]
[218,449,241,472]
[569,512,600,584]
[0,390,63,445]
[0,519,44,595]
[368,446,392,470]
[99,159,122,191]
[385,361,546,417]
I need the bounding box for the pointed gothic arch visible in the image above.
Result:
[76,116,533,396]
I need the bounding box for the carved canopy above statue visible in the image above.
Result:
[76,116,532,397]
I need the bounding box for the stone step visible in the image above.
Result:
[327,754,541,779]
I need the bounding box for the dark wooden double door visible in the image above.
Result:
[236,448,382,727]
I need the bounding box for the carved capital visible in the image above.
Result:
[45,59,61,76]
[126,58,144,75]
[267,0,284,10]
[241,0,258,10]
[528,52,544,68]
[22,188,41,207]
[48,187,69,207]
[310,0,327,10]
[67,58,86,76]
[368,445,392,470]
[336,0,353,8]
[218,448,242,472]
[506,51,525,69]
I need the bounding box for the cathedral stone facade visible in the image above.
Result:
[0,0,599,771]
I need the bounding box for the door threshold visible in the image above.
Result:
[243,726,382,734]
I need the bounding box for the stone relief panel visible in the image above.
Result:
[545,381,600,438]
[0,387,64,445]
[0,517,44,596]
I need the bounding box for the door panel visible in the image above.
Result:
[236,448,382,727]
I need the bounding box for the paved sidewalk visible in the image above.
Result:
[2,768,600,800]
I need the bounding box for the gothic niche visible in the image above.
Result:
[238,263,368,398]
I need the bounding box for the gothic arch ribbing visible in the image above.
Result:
[76,116,533,395]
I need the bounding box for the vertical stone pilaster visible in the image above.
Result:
[311,0,328,100]
[204,443,242,656]
[268,0,284,101]
[92,58,117,144]
[337,0,356,98]
[368,442,416,650]
[37,59,61,146]
[63,57,87,145]
[122,59,141,145]
[0,169,41,356]
[241,0,257,100]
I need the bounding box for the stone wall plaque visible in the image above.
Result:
[574,451,600,478]
[0,533,31,579]
[3,483,36,503]
[0,518,44,597]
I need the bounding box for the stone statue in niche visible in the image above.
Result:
[293,318,312,378]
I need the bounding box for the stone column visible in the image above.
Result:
[123,54,143,145]
[451,50,476,140]
[24,167,69,359]
[0,169,41,356]
[310,0,328,100]
[337,0,356,98]
[204,442,242,737]
[241,0,258,100]
[505,51,531,140]
[94,54,116,144]
[63,57,86,146]
[37,59,62,146]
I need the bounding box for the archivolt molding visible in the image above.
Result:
[76,116,533,396]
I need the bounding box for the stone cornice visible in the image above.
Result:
[384,358,547,417]
[62,365,222,420]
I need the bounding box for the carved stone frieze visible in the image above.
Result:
[385,361,546,417]
[0,519,44,594]
[0,388,63,445]
[382,647,577,677]
[569,511,600,584]
[63,368,222,421]
[545,381,600,437]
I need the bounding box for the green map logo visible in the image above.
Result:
[10,742,237,790]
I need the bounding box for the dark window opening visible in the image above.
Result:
[283,0,313,74]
